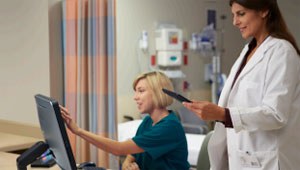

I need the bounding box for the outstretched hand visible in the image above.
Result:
[59,105,81,135]
[122,162,140,170]
[182,100,225,121]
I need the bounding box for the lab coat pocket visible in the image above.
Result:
[237,150,278,169]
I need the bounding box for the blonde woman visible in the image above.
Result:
[60,71,190,170]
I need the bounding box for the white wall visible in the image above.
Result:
[116,0,244,122]
[0,0,50,125]
[48,0,64,104]
[278,0,300,43]
[0,0,298,125]
[116,0,300,122]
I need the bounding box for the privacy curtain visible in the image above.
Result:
[62,0,117,168]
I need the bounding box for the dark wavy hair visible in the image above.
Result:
[230,0,300,55]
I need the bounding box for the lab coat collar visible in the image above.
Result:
[236,36,275,80]
[218,36,277,107]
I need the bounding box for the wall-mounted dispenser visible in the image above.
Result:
[155,27,183,67]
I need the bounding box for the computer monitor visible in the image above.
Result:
[34,94,77,170]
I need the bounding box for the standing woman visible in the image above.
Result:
[61,71,190,170]
[183,0,300,169]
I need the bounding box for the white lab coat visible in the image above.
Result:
[208,36,300,170]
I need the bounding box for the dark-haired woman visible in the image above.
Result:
[183,0,300,169]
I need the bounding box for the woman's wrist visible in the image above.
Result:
[223,108,233,128]
[216,108,233,128]
[220,107,226,122]
[76,128,84,136]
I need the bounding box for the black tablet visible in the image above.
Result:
[162,88,192,103]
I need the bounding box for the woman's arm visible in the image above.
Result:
[77,129,143,156]
[60,106,144,156]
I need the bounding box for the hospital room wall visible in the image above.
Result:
[116,0,300,122]
[0,0,63,126]
[0,0,51,125]
[277,1,300,43]
[0,0,299,126]
[116,0,245,122]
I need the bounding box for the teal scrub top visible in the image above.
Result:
[132,111,190,170]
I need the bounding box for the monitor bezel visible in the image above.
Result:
[35,94,77,170]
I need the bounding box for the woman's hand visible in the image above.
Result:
[122,155,140,170]
[59,105,81,135]
[122,162,140,170]
[183,101,225,121]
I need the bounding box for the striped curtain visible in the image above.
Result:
[62,0,118,169]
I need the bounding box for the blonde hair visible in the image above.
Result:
[133,71,174,108]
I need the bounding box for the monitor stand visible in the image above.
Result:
[16,141,50,170]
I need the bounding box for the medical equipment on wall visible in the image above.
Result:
[139,30,148,51]
[136,30,151,73]
[156,27,183,66]
[189,21,226,104]
[155,27,185,78]
[189,23,216,57]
